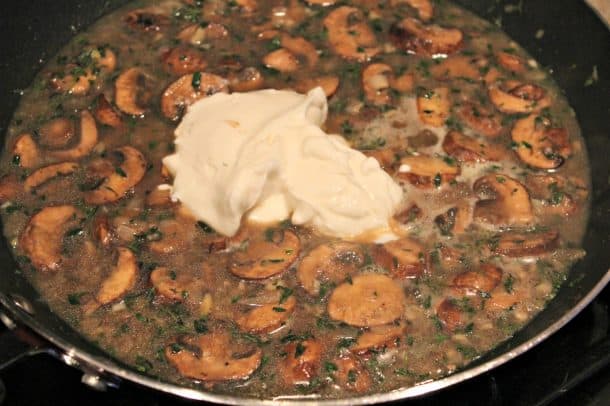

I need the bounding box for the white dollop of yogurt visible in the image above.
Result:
[162,87,403,239]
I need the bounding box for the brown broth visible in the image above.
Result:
[0,0,589,400]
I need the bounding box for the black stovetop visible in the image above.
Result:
[1,285,609,406]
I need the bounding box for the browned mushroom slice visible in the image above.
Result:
[488,81,551,114]
[229,228,300,279]
[397,154,460,189]
[442,130,508,163]
[177,23,230,44]
[49,67,96,95]
[351,322,406,354]
[525,174,579,216]
[94,247,138,306]
[161,73,229,121]
[473,174,534,226]
[430,55,486,81]
[280,338,322,386]
[407,129,439,149]
[511,114,572,169]
[416,87,450,127]
[330,354,372,393]
[125,9,169,32]
[304,0,336,5]
[150,266,202,302]
[93,94,123,128]
[149,218,195,254]
[11,133,40,169]
[280,35,319,68]
[328,274,406,327]
[363,148,399,172]
[390,17,462,56]
[145,187,172,207]
[84,146,147,205]
[323,6,380,62]
[228,67,264,92]
[19,205,80,271]
[93,215,113,247]
[115,68,153,116]
[235,295,296,334]
[24,162,79,193]
[48,111,98,161]
[38,117,74,149]
[297,242,364,296]
[496,51,527,73]
[457,102,503,138]
[165,332,262,382]
[362,63,393,106]
[294,76,340,98]
[452,263,503,295]
[263,48,300,73]
[436,298,465,332]
[0,175,21,204]
[161,46,208,76]
[371,238,425,278]
[492,230,559,257]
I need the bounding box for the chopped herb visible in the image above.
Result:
[135,356,153,373]
[64,227,84,238]
[272,306,286,312]
[191,71,202,89]
[433,173,442,188]
[324,361,338,373]
[115,167,127,177]
[68,292,86,305]
[11,155,20,166]
[295,342,307,357]
[347,369,358,383]
[337,337,356,348]
[194,318,209,333]
[277,285,293,304]
[196,221,215,233]
[504,274,514,293]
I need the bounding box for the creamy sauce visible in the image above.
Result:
[164,87,403,238]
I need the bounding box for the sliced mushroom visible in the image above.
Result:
[19,205,80,271]
[330,354,372,393]
[452,263,502,295]
[48,111,98,161]
[416,87,450,127]
[496,51,527,73]
[492,230,559,257]
[84,146,147,205]
[115,67,155,116]
[457,101,503,138]
[93,94,123,128]
[161,46,208,76]
[24,162,79,193]
[362,63,393,106]
[280,35,319,68]
[294,76,340,97]
[351,322,406,354]
[279,338,322,386]
[11,133,41,169]
[442,130,508,163]
[149,218,196,254]
[297,242,364,296]
[511,114,572,169]
[397,154,460,189]
[125,9,169,33]
[177,23,230,45]
[363,148,399,172]
[263,48,300,73]
[165,332,262,382]
[235,295,296,334]
[371,238,425,278]
[0,175,21,204]
[49,68,96,95]
[93,247,138,306]
[228,67,264,92]
[473,174,534,226]
[488,81,551,114]
[229,228,300,279]
[150,265,213,304]
[323,6,380,62]
[38,117,74,149]
[161,73,229,121]
[525,174,579,216]
[390,17,462,56]
[328,274,406,327]
[436,298,465,332]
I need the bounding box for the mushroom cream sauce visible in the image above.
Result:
[0,0,590,400]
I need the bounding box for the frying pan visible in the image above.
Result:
[0,0,609,404]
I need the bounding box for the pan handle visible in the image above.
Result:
[0,312,56,371]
